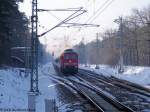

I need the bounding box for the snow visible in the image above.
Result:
[37,63,58,112]
[0,62,78,112]
[0,68,29,109]
[0,63,59,112]
[1,62,150,111]
[80,64,150,88]
[36,77,58,112]
[116,66,150,86]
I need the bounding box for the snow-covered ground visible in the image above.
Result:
[80,64,150,88]
[0,63,59,112]
[37,63,58,112]
[1,63,150,112]
[0,63,80,112]
[0,68,29,110]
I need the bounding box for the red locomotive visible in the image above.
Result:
[59,49,78,74]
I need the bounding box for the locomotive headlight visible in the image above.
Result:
[69,60,72,63]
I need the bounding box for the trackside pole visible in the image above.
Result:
[28,92,36,112]
[95,33,99,69]
[45,99,57,112]
[28,0,39,111]
[118,17,124,73]
[115,17,124,73]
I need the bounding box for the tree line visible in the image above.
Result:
[0,0,29,66]
[75,5,150,66]
[0,0,49,67]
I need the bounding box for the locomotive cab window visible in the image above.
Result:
[64,54,77,60]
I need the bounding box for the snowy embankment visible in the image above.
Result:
[0,68,29,109]
[0,63,58,112]
[80,65,150,88]
[37,62,58,112]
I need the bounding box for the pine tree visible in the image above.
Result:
[0,0,29,65]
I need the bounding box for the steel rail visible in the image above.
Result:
[70,75,134,112]
[52,64,133,111]
[79,68,150,97]
[43,71,104,112]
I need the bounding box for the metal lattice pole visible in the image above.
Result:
[30,0,39,94]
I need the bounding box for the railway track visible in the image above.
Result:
[43,72,101,112]
[78,69,150,111]
[67,76,134,112]
[80,68,150,95]
[43,68,134,112]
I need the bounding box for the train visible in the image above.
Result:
[54,49,78,74]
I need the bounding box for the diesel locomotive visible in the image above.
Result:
[55,49,78,74]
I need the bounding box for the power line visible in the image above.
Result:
[62,1,91,38]
[76,0,114,37]
[68,0,106,39]
[47,11,62,21]
[70,0,115,49]
[38,7,87,37]
[85,0,111,23]
[88,0,115,23]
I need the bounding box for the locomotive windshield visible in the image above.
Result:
[64,53,77,60]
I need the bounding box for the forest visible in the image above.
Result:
[75,5,150,66]
[0,0,28,65]
[0,0,49,67]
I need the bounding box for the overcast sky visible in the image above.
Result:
[19,0,150,55]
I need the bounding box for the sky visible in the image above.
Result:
[19,0,150,55]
